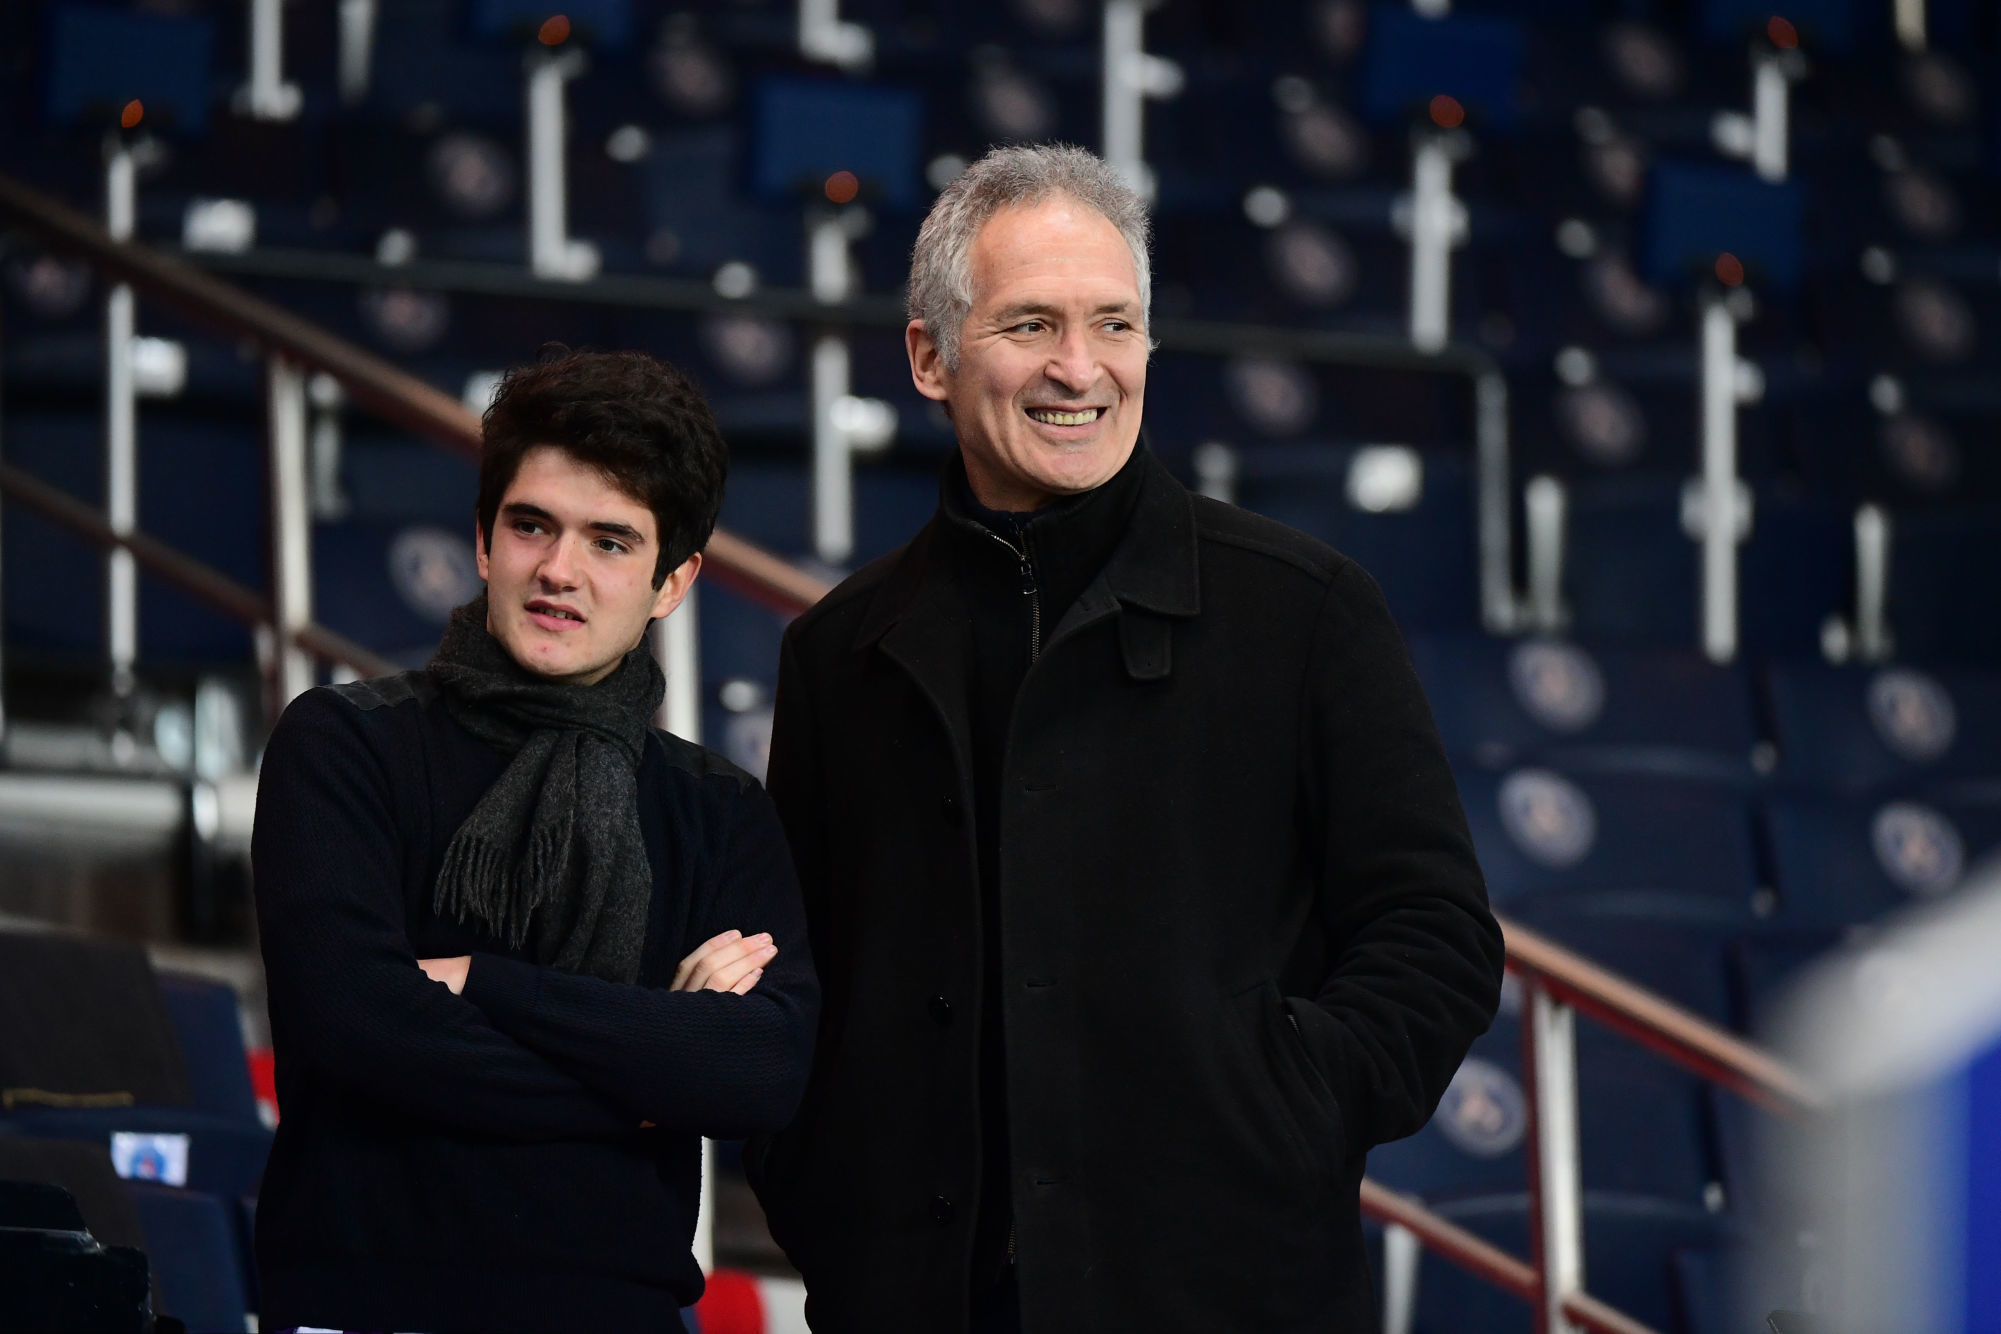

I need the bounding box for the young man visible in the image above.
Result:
[251,349,816,1334]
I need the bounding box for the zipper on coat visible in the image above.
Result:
[986,528,1042,662]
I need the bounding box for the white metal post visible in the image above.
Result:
[1523,474,1568,635]
[235,0,303,121]
[267,359,315,705]
[1697,295,1742,663]
[105,139,139,698]
[652,588,702,742]
[337,0,378,105]
[798,0,873,71]
[1102,0,1147,198]
[1524,981,1585,1334]
[1854,503,1892,662]
[1098,0,1180,201]
[1475,371,1517,634]
[1408,135,1457,352]
[1750,54,1789,183]
[811,335,854,567]
[1895,0,1927,51]
[525,48,599,281]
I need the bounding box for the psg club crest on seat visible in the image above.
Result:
[1868,667,1958,763]
[1872,801,1966,898]
[389,525,485,624]
[1436,1057,1527,1159]
[1499,769,1598,870]
[1508,640,1607,735]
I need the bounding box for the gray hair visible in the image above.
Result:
[907,143,1153,370]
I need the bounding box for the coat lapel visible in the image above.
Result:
[1047,453,1202,681]
[853,521,978,777]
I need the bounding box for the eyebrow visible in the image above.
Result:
[990,297,1141,323]
[500,501,648,546]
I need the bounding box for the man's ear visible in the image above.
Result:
[906,319,952,404]
[474,520,490,582]
[650,552,702,621]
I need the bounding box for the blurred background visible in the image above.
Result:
[0,1,1998,1331]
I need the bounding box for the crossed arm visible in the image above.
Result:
[418,928,778,997]
[255,691,814,1143]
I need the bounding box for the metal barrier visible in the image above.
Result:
[0,172,1819,1332]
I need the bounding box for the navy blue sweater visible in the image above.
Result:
[251,672,816,1333]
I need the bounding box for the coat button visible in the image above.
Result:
[940,793,963,826]
[928,995,952,1025]
[931,1195,956,1225]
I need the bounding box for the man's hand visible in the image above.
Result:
[671,930,776,994]
[419,956,471,995]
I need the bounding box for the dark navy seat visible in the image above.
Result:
[1412,635,1761,782]
[1766,660,2001,793]
[313,519,483,666]
[1886,505,2001,667]
[1763,792,2001,930]
[1563,476,1850,657]
[154,974,259,1126]
[1374,905,1731,1209]
[1236,445,1480,633]
[43,1,216,136]
[125,1181,250,1334]
[1,411,262,667]
[1458,768,1762,924]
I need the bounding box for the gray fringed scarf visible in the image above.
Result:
[427,593,662,983]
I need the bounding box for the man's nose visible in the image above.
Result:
[538,534,583,587]
[1045,328,1097,393]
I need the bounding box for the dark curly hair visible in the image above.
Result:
[476,348,728,588]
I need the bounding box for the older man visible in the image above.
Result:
[749,145,1502,1333]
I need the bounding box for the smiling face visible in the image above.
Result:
[908,196,1148,512]
[476,445,698,686]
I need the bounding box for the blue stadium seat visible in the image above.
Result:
[1887,505,2001,666]
[1236,445,1480,633]
[154,974,259,1126]
[1458,769,1762,924]
[314,519,483,665]
[1375,907,1731,1209]
[1764,792,2001,930]
[43,2,216,135]
[4,1107,271,1202]
[1,411,262,666]
[1641,161,1805,293]
[1369,1003,1722,1208]
[1411,635,1761,782]
[1359,8,1527,136]
[125,1181,250,1334]
[1563,476,1850,657]
[1409,1193,1735,1334]
[1766,660,2001,793]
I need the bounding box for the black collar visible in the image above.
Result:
[854,448,1201,655]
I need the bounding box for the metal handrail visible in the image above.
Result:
[0,168,1817,1334]
[0,461,395,679]
[1500,913,1821,1117]
[0,173,835,618]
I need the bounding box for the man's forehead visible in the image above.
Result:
[502,446,657,534]
[969,198,1137,292]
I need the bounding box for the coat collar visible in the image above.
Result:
[852,449,1201,658]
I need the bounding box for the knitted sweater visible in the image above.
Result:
[250,672,817,1333]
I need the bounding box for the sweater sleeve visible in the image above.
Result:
[252,688,633,1141]
[458,779,819,1139]
[1286,561,1506,1153]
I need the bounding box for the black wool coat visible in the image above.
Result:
[749,453,1504,1333]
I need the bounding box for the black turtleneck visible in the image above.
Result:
[936,444,1148,1298]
